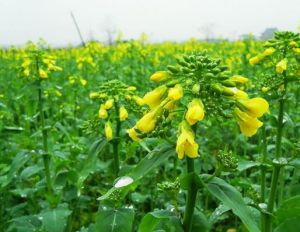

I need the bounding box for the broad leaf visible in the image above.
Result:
[138,210,183,232]
[95,207,134,232]
[39,206,71,232]
[203,175,260,232]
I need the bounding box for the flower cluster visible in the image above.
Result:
[90,80,142,141]
[20,49,62,80]
[128,52,269,159]
[249,31,300,92]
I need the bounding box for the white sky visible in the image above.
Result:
[0,0,299,46]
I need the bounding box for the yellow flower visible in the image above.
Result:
[39,69,48,79]
[263,48,275,56]
[185,99,205,125]
[132,96,145,106]
[234,108,263,137]
[261,87,270,93]
[103,99,114,110]
[293,48,300,54]
[249,56,261,65]
[136,110,157,133]
[80,79,87,86]
[127,86,136,91]
[227,87,248,99]
[119,106,128,121]
[89,92,100,99]
[98,105,108,119]
[105,121,113,141]
[229,75,249,84]
[176,122,199,159]
[168,84,183,101]
[143,85,167,108]
[276,59,287,74]
[238,97,269,118]
[150,71,169,82]
[127,127,140,141]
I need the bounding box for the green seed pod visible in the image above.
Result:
[221,80,236,87]
[192,84,200,94]
[167,65,180,74]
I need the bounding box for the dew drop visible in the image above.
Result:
[114,176,133,188]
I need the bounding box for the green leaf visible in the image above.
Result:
[138,210,183,232]
[77,138,107,189]
[237,159,260,172]
[99,144,174,200]
[39,206,71,232]
[276,195,300,225]
[2,151,31,187]
[20,165,43,179]
[95,207,134,232]
[7,215,41,232]
[203,175,260,232]
[191,209,211,232]
[274,217,300,232]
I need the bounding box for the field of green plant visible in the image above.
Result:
[0,31,300,232]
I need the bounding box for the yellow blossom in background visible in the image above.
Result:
[176,122,199,159]
[136,110,157,133]
[105,121,113,141]
[249,56,261,65]
[234,108,263,137]
[103,99,114,110]
[185,99,205,125]
[98,105,108,119]
[263,47,275,56]
[238,97,269,118]
[39,69,48,79]
[276,59,287,74]
[150,71,170,82]
[80,79,87,86]
[143,85,167,108]
[168,84,183,101]
[119,106,128,121]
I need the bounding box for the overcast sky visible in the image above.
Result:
[0,0,299,46]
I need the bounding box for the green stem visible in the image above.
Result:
[264,80,287,232]
[261,126,267,203]
[265,165,281,232]
[113,104,121,177]
[183,158,197,232]
[260,126,267,232]
[36,57,53,196]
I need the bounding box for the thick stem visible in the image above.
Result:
[36,58,53,196]
[260,126,267,232]
[264,80,287,232]
[183,158,197,232]
[261,126,267,202]
[112,104,121,177]
[265,165,281,232]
